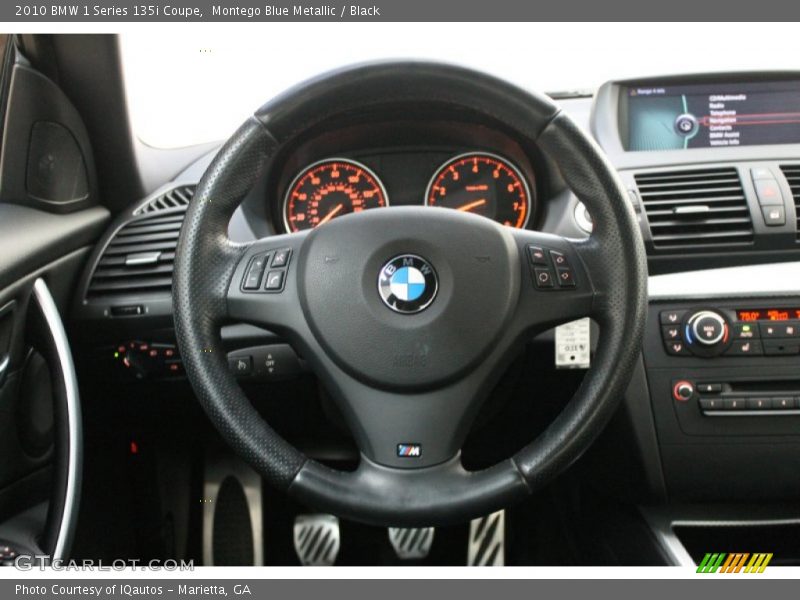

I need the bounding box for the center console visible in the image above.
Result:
[643,298,800,501]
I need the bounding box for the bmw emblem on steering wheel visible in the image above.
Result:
[378,254,438,314]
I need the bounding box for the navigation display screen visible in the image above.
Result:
[624,80,800,151]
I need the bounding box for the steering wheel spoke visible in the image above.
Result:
[306,345,512,469]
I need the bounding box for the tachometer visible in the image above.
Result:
[283,158,389,232]
[425,152,531,228]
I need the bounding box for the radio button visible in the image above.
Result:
[732,322,759,339]
[697,383,722,394]
[660,310,686,325]
[724,397,746,410]
[772,397,796,410]
[726,340,764,356]
[746,397,771,410]
[699,397,723,411]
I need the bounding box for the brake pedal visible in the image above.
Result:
[293,514,340,566]
[468,510,505,566]
[388,527,434,560]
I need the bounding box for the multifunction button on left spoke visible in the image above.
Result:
[241,248,292,293]
[242,253,269,290]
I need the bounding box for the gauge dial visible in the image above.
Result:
[283,158,388,232]
[425,152,531,228]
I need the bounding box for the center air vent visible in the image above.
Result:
[779,165,800,241]
[634,167,753,249]
[86,193,192,299]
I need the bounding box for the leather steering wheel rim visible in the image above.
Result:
[172,61,648,527]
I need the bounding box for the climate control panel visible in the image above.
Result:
[660,306,800,358]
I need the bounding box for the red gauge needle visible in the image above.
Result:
[457,198,487,212]
[318,203,344,225]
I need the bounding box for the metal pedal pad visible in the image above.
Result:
[388,527,434,560]
[293,514,340,566]
[468,510,505,566]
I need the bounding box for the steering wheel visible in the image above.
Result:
[173,62,647,527]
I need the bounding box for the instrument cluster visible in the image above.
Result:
[280,149,537,233]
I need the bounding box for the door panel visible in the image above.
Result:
[0,36,109,561]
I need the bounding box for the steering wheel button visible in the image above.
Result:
[527,245,547,265]
[556,268,575,287]
[271,248,292,267]
[242,253,269,290]
[532,267,554,288]
[549,250,568,267]
[228,356,253,376]
[264,270,285,291]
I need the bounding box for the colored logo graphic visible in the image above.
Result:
[696,552,773,573]
[390,266,426,302]
[378,254,438,314]
[397,443,421,457]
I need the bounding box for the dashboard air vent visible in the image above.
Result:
[634,167,753,249]
[779,165,800,241]
[86,210,185,298]
[133,185,195,215]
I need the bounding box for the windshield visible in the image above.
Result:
[121,24,800,149]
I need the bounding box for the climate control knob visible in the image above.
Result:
[688,310,728,346]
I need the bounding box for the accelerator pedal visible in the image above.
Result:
[293,514,340,566]
[388,527,435,560]
[468,510,505,566]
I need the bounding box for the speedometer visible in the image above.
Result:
[425,152,531,228]
[283,158,389,232]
